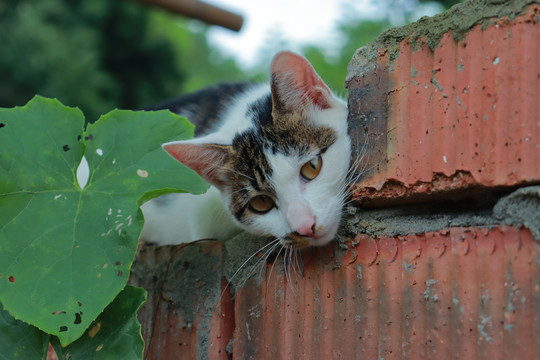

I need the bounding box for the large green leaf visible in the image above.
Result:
[52,285,146,360]
[0,96,208,345]
[0,302,50,360]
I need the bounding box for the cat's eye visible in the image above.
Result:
[249,195,275,214]
[300,155,323,181]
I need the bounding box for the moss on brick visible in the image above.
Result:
[347,0,539,80]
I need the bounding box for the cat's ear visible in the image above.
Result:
[270,51,332,112]
[163,141,232,189]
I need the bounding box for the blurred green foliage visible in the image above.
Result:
[0,0,243,122]
[419,0,463,9]
[0,0,462,120]
[302,20,392,95]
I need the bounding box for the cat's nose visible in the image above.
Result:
[286,198,316,237]
[294,220,316,237]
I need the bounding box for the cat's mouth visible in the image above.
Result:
[280,223,336,249]
[281,232,311,249]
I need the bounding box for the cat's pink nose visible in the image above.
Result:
[286,199,316,238]
[295,219,316,237]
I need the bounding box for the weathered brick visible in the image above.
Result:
[132,226,540,359]
[347,1,540,206]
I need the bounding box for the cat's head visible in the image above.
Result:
[164,51,350,248]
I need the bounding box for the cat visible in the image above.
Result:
[140,51,351,249]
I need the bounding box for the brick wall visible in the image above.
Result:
[130,0,540,358]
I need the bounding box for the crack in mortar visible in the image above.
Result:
[340,186,540,242]
[493,186,540,240]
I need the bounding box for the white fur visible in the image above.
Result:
[140,187,241,244]
[207,83,268,142]
[240,101,350,246]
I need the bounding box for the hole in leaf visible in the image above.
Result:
[74,312,82,324]
[137,169,149,178]
[76,156,89,189]
[63,144,70,152]
[52,310,66,315]
[0,123,5,128]
[8,276,15,283]
[84,134,94,141]
[59,326,68,332]
[77,135,82,141]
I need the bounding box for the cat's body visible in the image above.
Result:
[140,52,351,249]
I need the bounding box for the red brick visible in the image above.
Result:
[230,226,539,359]
[347,4,540,206]
[130,242,233,359]
[131,226,539,359]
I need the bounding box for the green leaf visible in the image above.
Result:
[0,96,208,346]
[0,302,50,360]
[52,286,146,360]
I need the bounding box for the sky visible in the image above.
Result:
[204,0,380,67]
[203,0,442,68]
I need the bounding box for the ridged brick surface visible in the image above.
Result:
[347,4,540,205]
[131,226,540,359]
[130,243,234,360]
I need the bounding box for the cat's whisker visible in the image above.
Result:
[295,248,304,277]
[292,248,300,278]
[283,247,290,288]
[345,150,370,185]
[357,136,372,176]
[341,169,372,207]
[257,239,281,279]
[259,244,282,305]
[290,251,300,296]
[342,196,359,207]
[221,238,280,299]
[342,162,378,203]
[230,186,250,196]
[291,248,302,291]
[266,245,285,296]
[283,247,299,296]
[226,168,255,182]
[337,131,376,209]
[345,129,371,184]
[341,146,376,201]
[345,129,362,175]
[250,240,280,279]
[344,164,376,190]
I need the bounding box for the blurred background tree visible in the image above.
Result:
[0,0,244,121]
[0,0,463,122]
